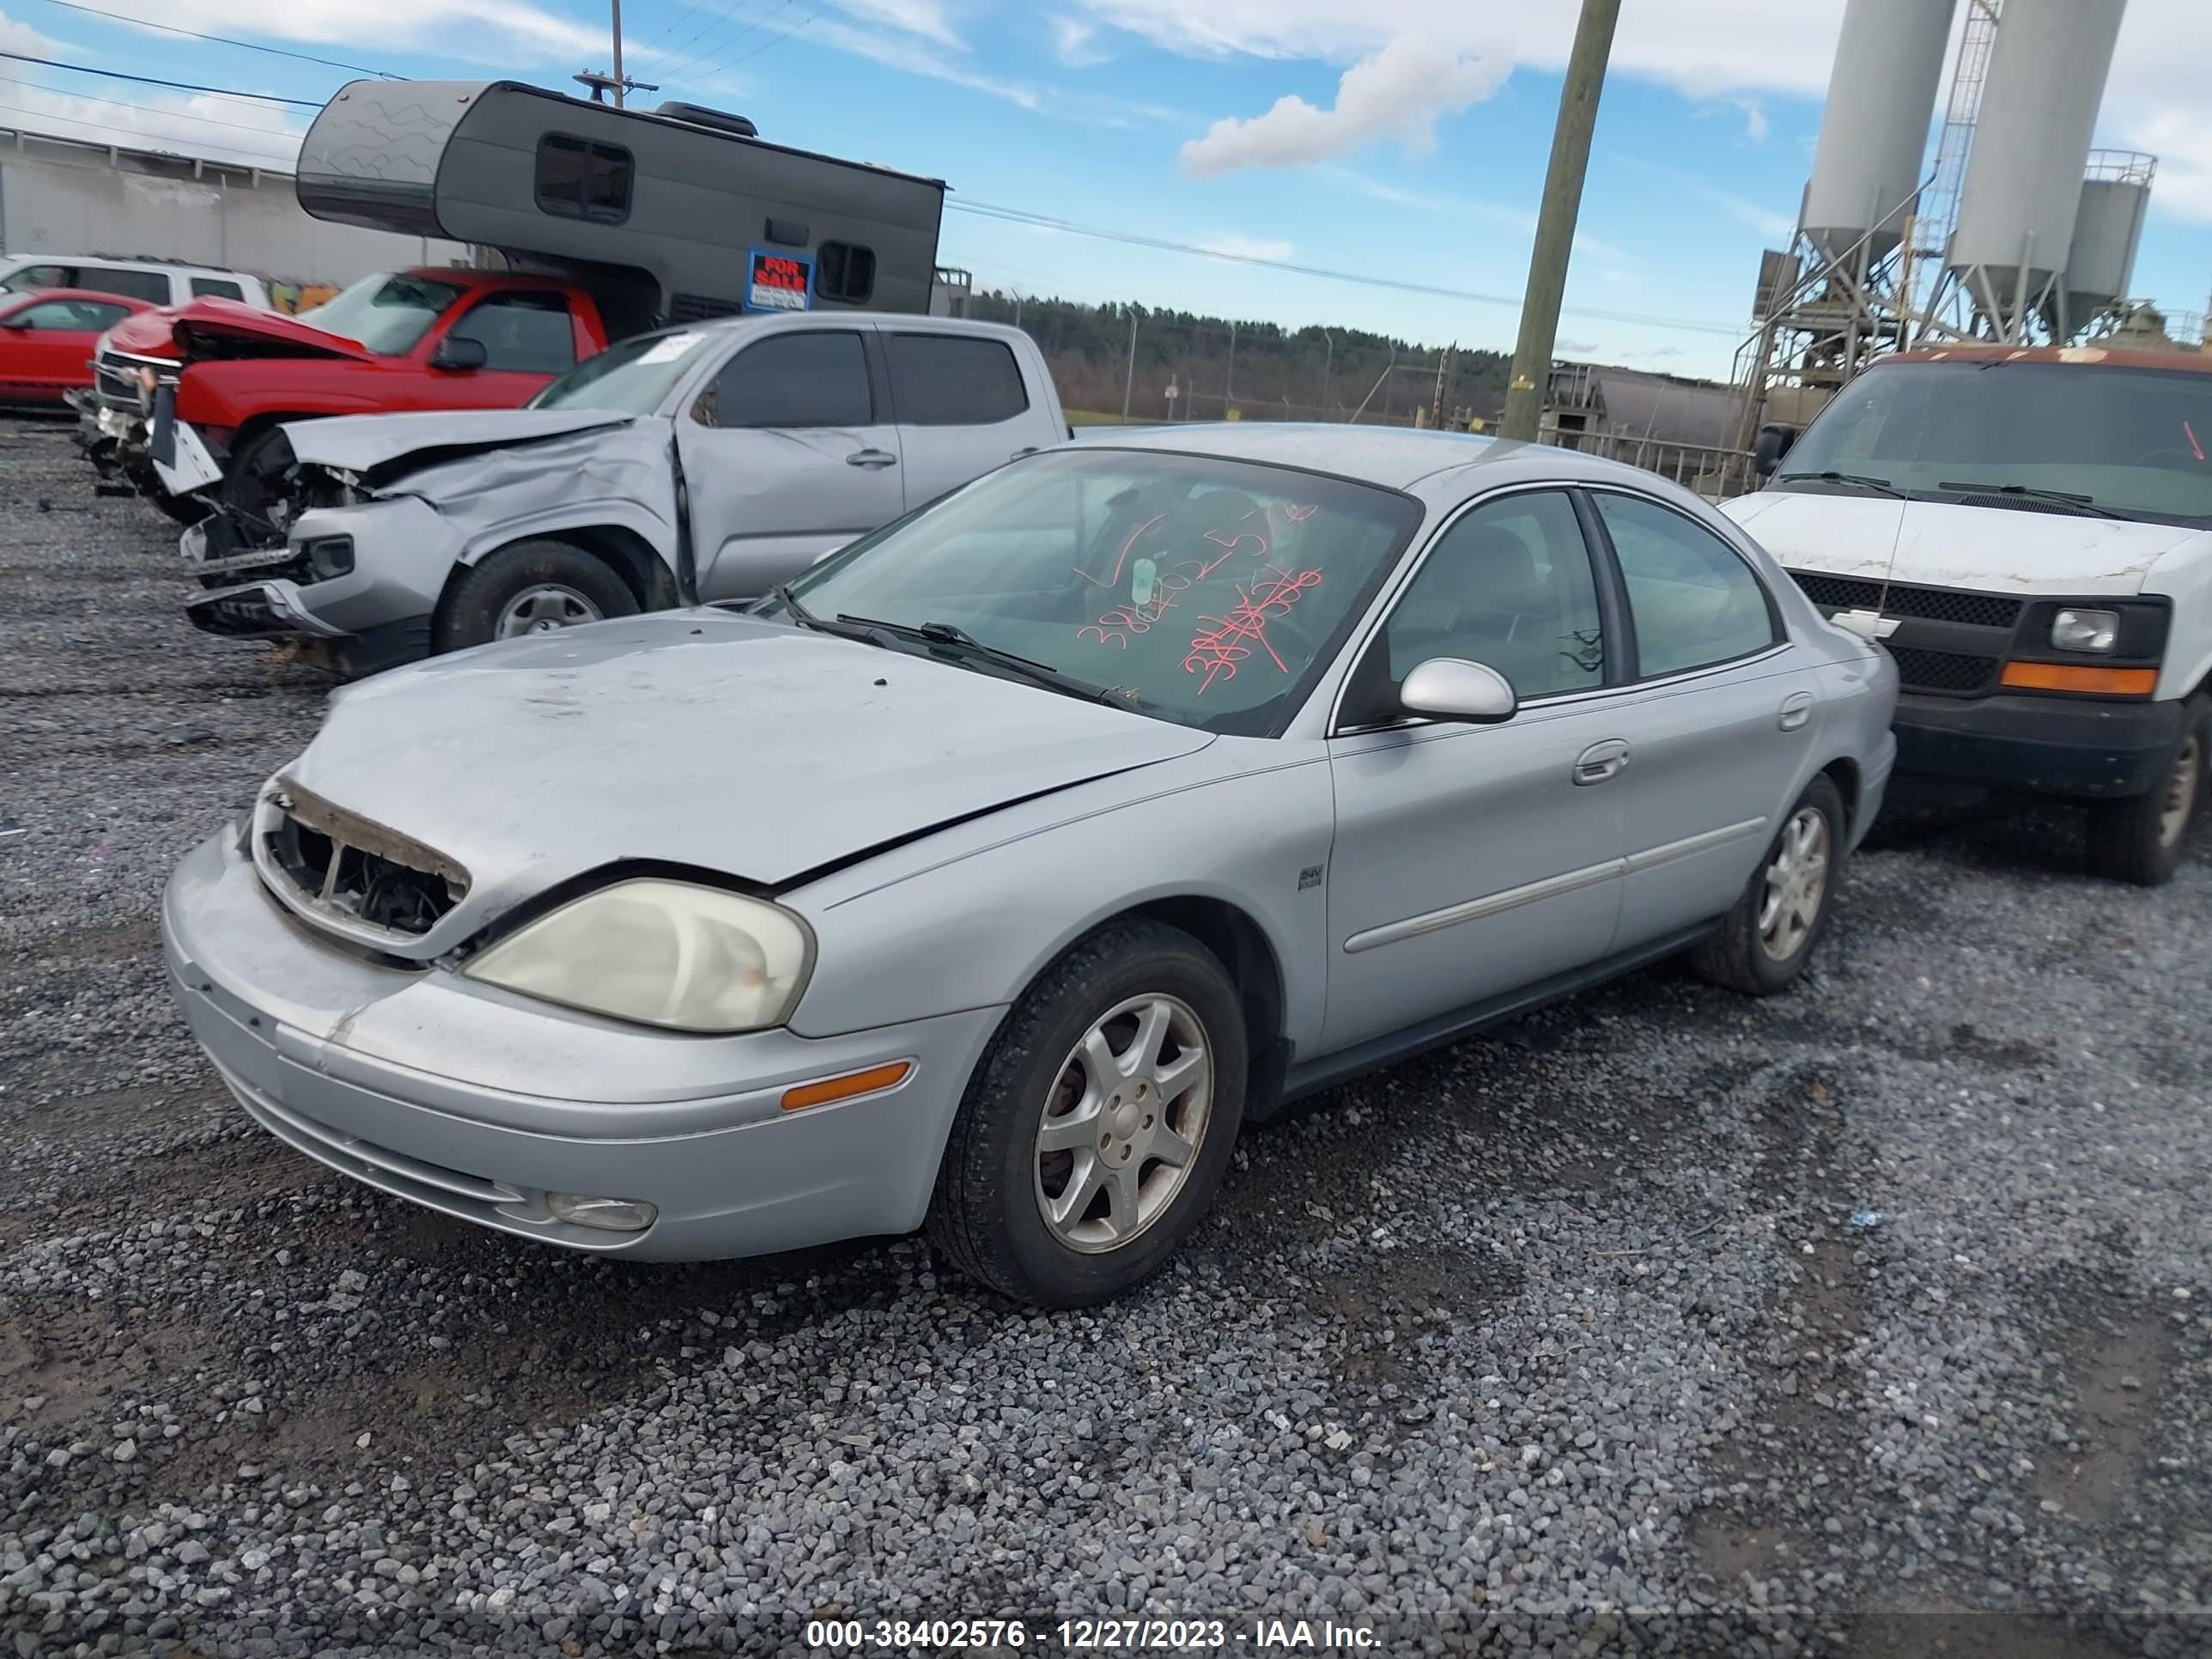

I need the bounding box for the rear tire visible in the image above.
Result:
[433,539,640,653]
[1690,775,1847,996]
[2086,697,2208,887]
[926,920,1246,1308]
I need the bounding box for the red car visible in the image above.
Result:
[78,267,610,532]
[0,289,153,407]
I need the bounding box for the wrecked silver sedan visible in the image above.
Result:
[180,313,1066,675]
[164,425,1896,1306]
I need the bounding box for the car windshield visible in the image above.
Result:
[1781,360,2212,524]
[779,447,1424,737]
[295,271,465,356]
[531,330,720,413]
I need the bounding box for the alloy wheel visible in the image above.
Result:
[1033,994,1212,1254]
[1758,805,1830,963]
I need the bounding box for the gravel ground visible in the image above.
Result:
[1,416,2208,1658]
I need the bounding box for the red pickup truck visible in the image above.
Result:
[78,266,610,532]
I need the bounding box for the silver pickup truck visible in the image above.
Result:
[181,313,1067,676]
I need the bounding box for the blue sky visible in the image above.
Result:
[2,0,2207,381]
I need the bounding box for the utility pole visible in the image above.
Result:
[1121,309,1139,422]
[1500,0,1620,442]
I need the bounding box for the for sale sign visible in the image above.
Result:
[745,249,813,313]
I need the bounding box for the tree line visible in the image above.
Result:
[963,290,1514,425]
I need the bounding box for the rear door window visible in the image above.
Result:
[697,331,872,428]
[80,268,171,304]
[1592,492,1778,678]
[191,277,246,301]
[448,293,577,374]
[1,264,72,295]
[884,333,1029,426]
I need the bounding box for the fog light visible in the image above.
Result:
[301,534,355,581]
[546,1192,658,1232]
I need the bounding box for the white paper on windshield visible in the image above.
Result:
[639,334,702,365]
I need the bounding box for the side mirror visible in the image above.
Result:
[429,335,489,371]
[1753,424,1797,478]
[0,317,28,331]
[1400,658,1518,724]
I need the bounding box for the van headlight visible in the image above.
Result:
[2051,608,2119,653]
[463,878,812,1032]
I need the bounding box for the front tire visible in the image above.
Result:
[2086,697,2208,886]
[433,539,640,653]
[219,425,303,542]
[1690,775,1847,996]
[927,920,1247,1308]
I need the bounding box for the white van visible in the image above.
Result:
[0,254,273,312]
[1724,343,2212,884]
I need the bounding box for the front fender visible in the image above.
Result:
[781,744,1334,1046]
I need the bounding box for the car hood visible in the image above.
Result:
[168,298,378,363]
[283,408,643,479]
[1723,488,2203,595]
[283,609,1215,949]
[103,305,181,361]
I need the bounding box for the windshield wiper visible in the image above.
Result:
[836,614,1127,707]
[757,585,899,646]
[1936,480,2119,518]
[1776,470,1908,499]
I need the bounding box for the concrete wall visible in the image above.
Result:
[0,130,472,300]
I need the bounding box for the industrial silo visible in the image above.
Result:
[1800,0,1960,261]
[2064,152,2155,326]
[1947,0,2129,325]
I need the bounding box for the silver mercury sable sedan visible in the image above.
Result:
[164,424,1898,1307]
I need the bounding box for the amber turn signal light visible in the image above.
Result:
[781,1060,913,1112]
[1998,662,2157,696]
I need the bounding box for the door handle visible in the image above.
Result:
[1778,690,1814,732]
[845,448,897,469]
[1572,739,1631,786]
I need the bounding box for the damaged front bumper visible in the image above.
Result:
[183,495,460,676]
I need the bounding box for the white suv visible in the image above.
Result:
[0,254,272,311]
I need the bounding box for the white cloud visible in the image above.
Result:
[1050,15,1107,67]
[1196,233,1296,261]
[803,17,1043,110]
[2112,109,2212,228]
[0,81,304,169]
[835,0,961,49]
[1733,98,1769,143]
[1181,33,1508,176]
[0,12,65,54]
[60,0,598,64]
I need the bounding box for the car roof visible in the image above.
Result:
[0,253,249,278]
[1068,421,1674,493]
[1876,342,2212,374]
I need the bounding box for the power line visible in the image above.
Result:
[34,1,398,78]
[725,0,837,65]
[0,51,325,107]
[0,71,305,140]
[0,100,294,162]
[647,0,798,82]
[946,198,1741,337]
